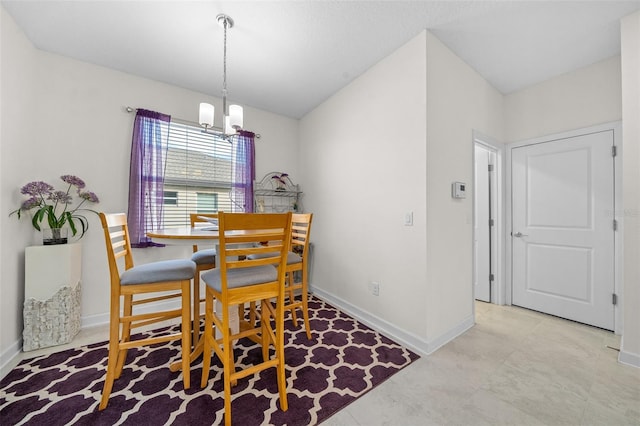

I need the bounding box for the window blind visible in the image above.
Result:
[163,120,235,227]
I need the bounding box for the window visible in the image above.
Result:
[163,120,235,227]
[196,192,218,212]
[163,191,178,205]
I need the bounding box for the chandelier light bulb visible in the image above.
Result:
[199,103,214,128]
[228,104,243,130]
[224,116,236,136]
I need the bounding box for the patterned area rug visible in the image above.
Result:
[1,296,418,425]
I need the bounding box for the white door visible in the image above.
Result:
[511,130,615,330]
[474,145,495,302]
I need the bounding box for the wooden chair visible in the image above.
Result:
[200,212,292,426]
[189,213,218,348]
[283,213,313,339]
[247,213,314,339]
[98,213,195,410]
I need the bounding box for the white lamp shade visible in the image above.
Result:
[199,103,214,128]
[224,116,237,136]
[228,104,243,130]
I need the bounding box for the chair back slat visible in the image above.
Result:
[290,213,313,253]
[99,213,135,282]
[217,212,292,289]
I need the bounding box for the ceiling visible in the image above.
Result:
[3,1,639,119]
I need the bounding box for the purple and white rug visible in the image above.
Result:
[1,295,419,425]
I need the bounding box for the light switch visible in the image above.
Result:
[404,211,413,226]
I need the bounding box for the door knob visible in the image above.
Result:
[513,231,528,237]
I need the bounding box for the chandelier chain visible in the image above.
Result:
[222,17,228,113]
[223,18,227,94]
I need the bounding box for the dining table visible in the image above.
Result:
[146,225,271,372]
[147,226,220,246]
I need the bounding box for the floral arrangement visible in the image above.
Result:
[10,175,100,239]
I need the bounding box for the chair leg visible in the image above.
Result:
[301,268,312,340]
[201,288,214,388]
[249,301,257,327]
[287,272,299,327]
[222,302,233,426]
[99,294,121,410]
[261,307,270,362]
[115,294,133,379]
[275,298,288,412]
[181,279,191,389]
[193,270,201,349]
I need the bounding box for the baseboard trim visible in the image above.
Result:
[619,337,640,368]
[311,287,474,356]
[0,338,23,379]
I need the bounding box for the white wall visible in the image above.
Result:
[504,56,622,142]
[0,5,38,364]
[299,31,504,353]
[424,32,504,345]
[299,32,429,344]
[620,10,640,367]
[0,6,299,366]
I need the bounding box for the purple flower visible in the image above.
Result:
[48,191,73,204]
[20,181,54,196]
[78,191,99,203]
[20,197,41,210]
[11,175,100,238]
[60,175,86,189]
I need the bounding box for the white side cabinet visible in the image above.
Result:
[23,243,82,351]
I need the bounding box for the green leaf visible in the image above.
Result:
[31,212,41,231]
[46,205,58,228]
[66,212,78,236]
[76,215,88,238]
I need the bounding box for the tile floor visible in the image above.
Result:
[325,302,640,426]
[3,302,639,425]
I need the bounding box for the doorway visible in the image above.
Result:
[473,132,502,305]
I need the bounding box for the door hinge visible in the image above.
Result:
[612,293,618,305]
[489,219,495,227]
[613,219,618,231]
[489,274,495,282]
[612,146,617,157]
[488,164,494,172]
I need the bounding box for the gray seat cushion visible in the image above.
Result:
[120,259,196,285]
[247,251,302,265]
[191,248,217,265]
[201,265,278,292]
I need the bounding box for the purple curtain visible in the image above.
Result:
[231,130,255,212]
[127,109,171,247]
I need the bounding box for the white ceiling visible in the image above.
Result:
[3,1,639,119]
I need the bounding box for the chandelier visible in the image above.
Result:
[198,14,243,138]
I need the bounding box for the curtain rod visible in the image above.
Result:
[125,106,260,139]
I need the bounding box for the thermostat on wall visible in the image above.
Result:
[452,182,466,199]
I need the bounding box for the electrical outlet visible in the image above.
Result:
[370,281,380,296]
